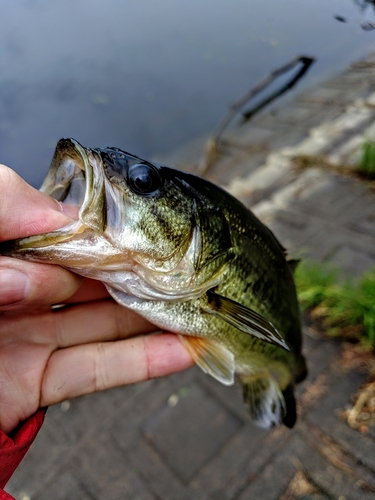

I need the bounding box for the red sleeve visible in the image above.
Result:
[0,409,46,499]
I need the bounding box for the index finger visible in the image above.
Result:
[41,333,194,406]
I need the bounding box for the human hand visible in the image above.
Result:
[0,164,193,434]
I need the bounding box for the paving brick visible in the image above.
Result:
[141,382,242,484]
[188,423,273,499]
[298,86,350,105]
[307,370,375,472]
[46,384,145,446]
[266,125,318,151]
[308,465,375,500]
[239,427,375,500]
[297,339,342,397]
[225,123,275,145]
[117,433,192,500]
[264,172,366,223]
[111,369,198,450]
[237,433,310,500]
[212,151,267,185]
[33,470,92,500]
[194,426,294,500]
[255,103,343,136]
[327,72,375,92]
[297,430,375,500]
[299,422,375,494]
[71,432,155,500]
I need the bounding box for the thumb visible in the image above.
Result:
[0,164,75,242]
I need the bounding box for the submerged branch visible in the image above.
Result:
[197,55,315,177]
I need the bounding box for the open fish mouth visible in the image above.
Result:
[40,138,88,207]
[1,139,127,265]
[40,138,108,235]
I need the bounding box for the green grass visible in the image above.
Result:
[294,261,375,348]
[358,140,375,179]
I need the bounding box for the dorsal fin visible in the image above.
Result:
[287,258,301,274]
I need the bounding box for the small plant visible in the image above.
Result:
[295,261,375,348]
[358,140,375,179]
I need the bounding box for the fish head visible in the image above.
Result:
[41,138,194,260]
[2,138,234,299]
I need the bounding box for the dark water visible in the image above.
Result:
[1,0,375,186]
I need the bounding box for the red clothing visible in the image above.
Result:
[0,410,45,500]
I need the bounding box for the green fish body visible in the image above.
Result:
[0,138,306,428]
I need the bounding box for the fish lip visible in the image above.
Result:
[75,143,107,233]
[41,138,108,233]
[40,138,87,205]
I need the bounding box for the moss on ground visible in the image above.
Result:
[295,261,375,348]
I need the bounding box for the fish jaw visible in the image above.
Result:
[0,138,116,268]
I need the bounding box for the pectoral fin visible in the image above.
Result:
[205,291,290,351]
[178,335,235,385]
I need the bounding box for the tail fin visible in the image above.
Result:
[277,354,307,429]
[241,373,293,428]
[281,384,297,428]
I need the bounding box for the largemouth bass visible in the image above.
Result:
[0,138,307,428]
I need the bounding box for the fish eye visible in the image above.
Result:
[128,163,161,195]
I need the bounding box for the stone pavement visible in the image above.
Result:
[6,55,375,499]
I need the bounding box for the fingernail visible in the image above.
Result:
[0,268,30,306]
[55,199,79,219]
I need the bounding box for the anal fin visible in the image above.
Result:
[178,335,235,386]
[240,372,288,428]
